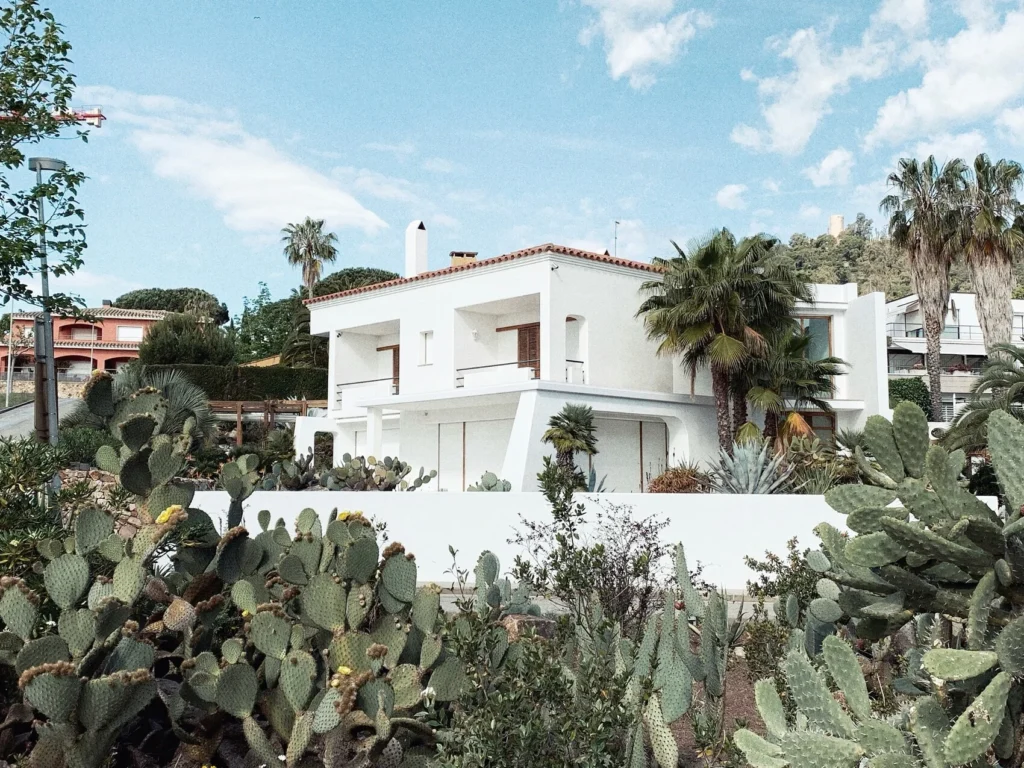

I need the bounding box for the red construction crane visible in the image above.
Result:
[0,105,106,128]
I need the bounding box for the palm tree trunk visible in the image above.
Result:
[732,377,748,432]
[557,450,575,473]
[923,313,944,422]
[763,411,779,441]
[711,366,733,452]
[968,252,1014,351]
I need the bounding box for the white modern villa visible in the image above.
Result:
[886,294,1024,422]
[294,222,888,492]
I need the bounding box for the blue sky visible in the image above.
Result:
[25,0,1024,316]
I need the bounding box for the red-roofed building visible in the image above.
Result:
[1,304,168,380]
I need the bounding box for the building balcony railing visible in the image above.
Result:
[886,321,1021,342]
[456,360,539,389]
[334,377,398,411]
[4,367,92,382]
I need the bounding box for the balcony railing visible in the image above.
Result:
[886,321,1011,342]
[4,367,92,382]
[566,359,586,384]
[456,360,539,388]
[334,377,398,410]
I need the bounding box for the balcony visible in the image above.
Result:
[886,321,990,341]
[335,376,398,414]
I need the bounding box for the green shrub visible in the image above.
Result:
[57,426,120,466]
[114,286,229,324]
[139,363,327,400]
[138,312,237,365]
[887,375,930,414]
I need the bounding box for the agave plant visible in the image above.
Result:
[710,439,793,494]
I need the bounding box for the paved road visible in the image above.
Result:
[0,399,79,438]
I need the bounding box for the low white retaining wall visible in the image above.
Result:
[192,491,848,590]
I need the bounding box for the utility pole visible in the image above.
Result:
[29,157,66,446]
[4,291,13,408]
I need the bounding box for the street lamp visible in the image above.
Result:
[29,156,66,445]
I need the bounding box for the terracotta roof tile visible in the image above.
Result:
[306,243,663,305]
[13,307,169,321]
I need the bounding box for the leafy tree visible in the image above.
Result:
[313,266,398,298]
[280,267,399,367]
[541,403,598,477]
[744,327,846,441]
[137,312,236,366]
[114,287,229,325]
[888,377,931,414]
[956,154,1024,350]
[0,0,87,314]
[282,217,338,299]
[881,156,966,421]
[638,229,811,450]
[234,282,298,362]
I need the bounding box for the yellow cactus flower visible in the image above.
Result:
[338,511,351,521]
[336,665,353,676]
[241,609,251,618]
[155,505,184,525]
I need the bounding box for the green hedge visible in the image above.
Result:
[141,364,327,400]
[888,377,931,415]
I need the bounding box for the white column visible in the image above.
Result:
[366,407,384,460]
[501,391,565,491]
[665,416,689,467]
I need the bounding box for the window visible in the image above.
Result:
[941,394,969,422]
[71,326,98,340]
[419,331,433,365]
[795,316,831,361]
[116,325,144,342]
[517,323,540,377]
[795,411,836,445]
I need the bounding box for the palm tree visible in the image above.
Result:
[956,154,1024,351]
[282,218,339,299]
[542,403,598,475]
[745,327,846,442]
[940,343,1024,453]
[881,156,967,421]
[637,229,811,451]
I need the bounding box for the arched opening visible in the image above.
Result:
[55,355,95,381]
[565,315,587,384]
[58,323,101,341]
[103,356,135,372]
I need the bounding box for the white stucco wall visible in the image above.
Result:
[192,491,848,589]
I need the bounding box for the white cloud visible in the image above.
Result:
[997,107,1024,143]
[422,157,456,173]
[875,0,928,34]
[803,147,855,187]
[715,183,748,210]
[732,1,922,155]
[799,203,823,220]
[762,178,781,193]
[578,0,713,89]
[865,8,1024,147]
[362,141,416,156]
[909,130,987,163]
[79,86,386,235]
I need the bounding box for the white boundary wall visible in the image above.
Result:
[193,491,848,590]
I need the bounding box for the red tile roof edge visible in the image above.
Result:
[305,243,663,305]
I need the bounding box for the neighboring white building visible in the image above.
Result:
[886,293,1024,421]
[295,222,888,492]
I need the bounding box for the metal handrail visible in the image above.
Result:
[335,376,399,390]
[455,359,540,373]
[886,321,998,341]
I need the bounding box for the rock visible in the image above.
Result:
[500,614,557,641]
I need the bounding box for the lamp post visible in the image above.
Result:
[29,157,66,445]
[4,290,13,409]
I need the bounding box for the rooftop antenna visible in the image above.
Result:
[614,220,620,258]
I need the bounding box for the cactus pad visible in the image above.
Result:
[74,508,114,555]
[102,636,155,675]
[342,537,379,584]
[15,636,69,676]
[381,554,416,603]
[57,609,95,657]
[112,557,146,605]
[42,554,89,611]
[411,585,440,634]
[346,583,373,629]
[243,714,284,767]
[995,616,1024,674]
[944,671,1011,765]
[23,665,82,722]
[95,444,122,474]
[216,661,258,718]
[250,611,290,660]
[922,648,998,681]
[281,649,317,711]
[429,657,469,702]
[0,584,38,640]
[301,574,347,631]
[313,688,342,734]
[330,631,373,673]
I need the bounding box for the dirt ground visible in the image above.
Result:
[673,655,764,767]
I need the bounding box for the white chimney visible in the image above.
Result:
[405,220,427,277]
[828,214,845,240]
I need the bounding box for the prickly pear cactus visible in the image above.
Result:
[467,471,512,492]
[791,401,1024,764]
[320,453,437,492]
